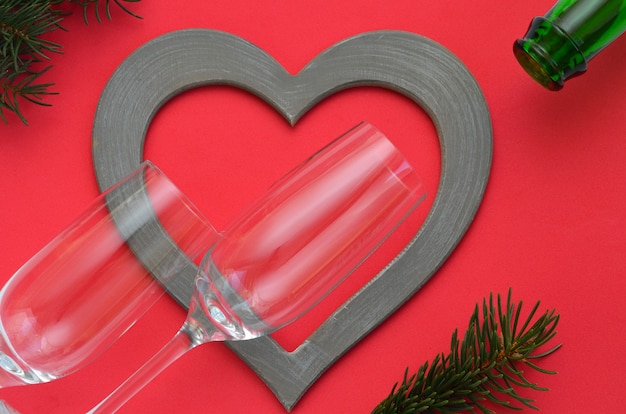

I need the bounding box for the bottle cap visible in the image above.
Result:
[514,17,588,90]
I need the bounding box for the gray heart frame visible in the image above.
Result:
[92,29,492,410]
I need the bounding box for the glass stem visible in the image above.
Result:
[88,327,198,413]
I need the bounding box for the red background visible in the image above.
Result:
[2,0,625,412]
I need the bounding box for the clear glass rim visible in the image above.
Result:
[138,160,217,237]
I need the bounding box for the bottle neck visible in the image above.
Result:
[514,16,588,91]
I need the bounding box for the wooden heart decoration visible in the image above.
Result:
[92,29,492,410]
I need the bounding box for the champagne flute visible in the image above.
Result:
[89,122,425,413]
[0,162,217,389]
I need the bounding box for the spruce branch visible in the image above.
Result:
[0,0,141,125]
[0,0,64,68]
[1,0,62,125]
[372,290,561,414]
[66,0,142,25]
[1,60,56,125]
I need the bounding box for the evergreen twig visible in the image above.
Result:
[0,0,141,125]
[67,0,142,25]
[1,0,62,125]
[372,290,561,414]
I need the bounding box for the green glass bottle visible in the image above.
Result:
[514,0,626,90]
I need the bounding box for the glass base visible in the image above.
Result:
[0,401,21,414]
